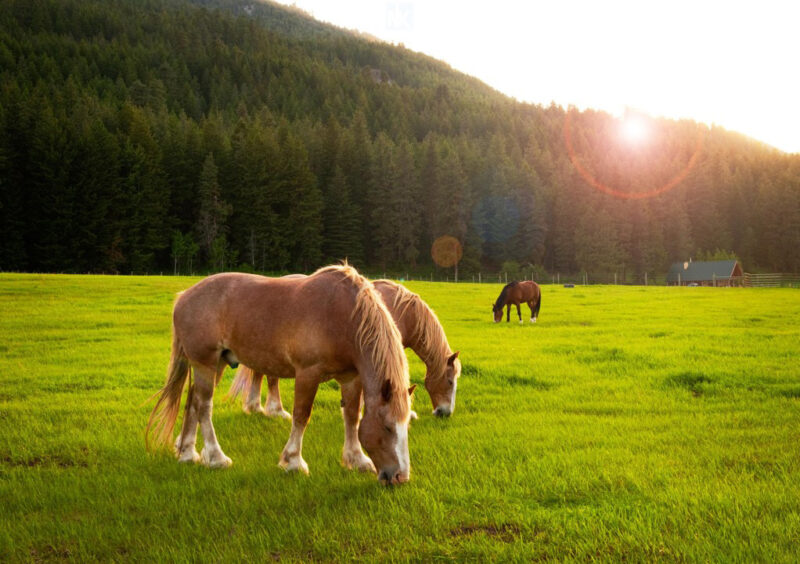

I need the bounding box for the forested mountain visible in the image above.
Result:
[1,0,798,278]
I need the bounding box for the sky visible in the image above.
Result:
[273,0,800,154]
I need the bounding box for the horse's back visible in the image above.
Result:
[521,280,541,302]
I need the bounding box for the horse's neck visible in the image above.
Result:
[409,308,450,372]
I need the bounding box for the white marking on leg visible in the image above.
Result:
[198,398,232,468]
[266,396,291,419]
[280,422,309,474]
[175,400,201,463]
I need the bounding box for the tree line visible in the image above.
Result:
[1,0,798,278]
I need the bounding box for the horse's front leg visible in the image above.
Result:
[506,304,511,322]
[265,375,291,419]
[279,368,321,475]
[516,303,523,324]
[340,377,376,474]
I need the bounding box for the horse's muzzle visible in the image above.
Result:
[433,405,452,417]
[378,466,408,486]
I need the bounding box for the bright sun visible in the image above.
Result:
[620,114,649,145]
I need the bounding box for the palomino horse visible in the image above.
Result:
[229,279,461,418]
[147,265,415,485]
[492,280,542,324]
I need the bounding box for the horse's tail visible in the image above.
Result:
[146,321,191,452]
[227,364,255,407]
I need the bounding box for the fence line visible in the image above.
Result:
[366,271,799,288]
[742,273,800,288]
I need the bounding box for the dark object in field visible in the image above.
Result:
[492,280,542,324]
[230,278,461,418]
[564,284,575,288]
[146,264,414,486]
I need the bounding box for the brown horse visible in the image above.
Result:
[146,265,414,485]
[492,280,542,323]
[230,279,461,418]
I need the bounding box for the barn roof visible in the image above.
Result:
[666,260,741,283]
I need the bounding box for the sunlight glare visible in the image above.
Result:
[620,114,649,145]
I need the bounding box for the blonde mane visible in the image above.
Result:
[312,266,411,420]
[375,280,451,385]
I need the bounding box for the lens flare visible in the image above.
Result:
[431,236,462,268]
[620,114,648,145]
[563,109,703,200]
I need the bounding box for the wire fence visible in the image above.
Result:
[366,270,800,288]
[363,271,668,286]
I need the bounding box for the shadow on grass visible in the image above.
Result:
[663,371,713,397]
[462,363,554,391]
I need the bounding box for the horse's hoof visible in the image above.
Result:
[266,407,292,420]
[279,455,309,475]
[177,449,201,464]
[243,403,266,415]
[409,410,418,420]
[519,320,524,325]
[342,451,376,474]
[201,447,232,469]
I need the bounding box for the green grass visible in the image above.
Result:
[1,273,799,562]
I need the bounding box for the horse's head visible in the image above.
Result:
[492,303,503,323]
[359,381,416,485]
[426,351,460,417]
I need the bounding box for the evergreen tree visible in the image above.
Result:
[196,153,231,270]
[322,165,363,263]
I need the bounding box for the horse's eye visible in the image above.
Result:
[448,378,454,387]
[384,425,392,433]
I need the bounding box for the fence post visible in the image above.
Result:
[645,272,648,286]
[478,272,481,284]
[504,272,508,284]
[614,272,617,285]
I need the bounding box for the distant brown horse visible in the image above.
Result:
[492,280,541,323]
[230,279,461,418]
[147,265,414,485]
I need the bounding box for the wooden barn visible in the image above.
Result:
[666,260,744,286]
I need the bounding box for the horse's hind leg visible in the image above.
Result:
[265,375,291,419]
[175,379,201,464]
[194,365,232,468]
[242,369,266,414]
[528,301,537,323]
[340,378,376,473]
[516,303,523,324]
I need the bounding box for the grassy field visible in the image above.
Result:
[1,273,799,562]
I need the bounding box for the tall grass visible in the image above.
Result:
[1,274,799,561]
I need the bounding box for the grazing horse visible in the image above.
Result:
[230,279,461,418]
[492,280,542,324]
[146,265,414,485]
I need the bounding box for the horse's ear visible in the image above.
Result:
[381,379,393,402]
[408,384,417,396]
[447,351,460,365]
